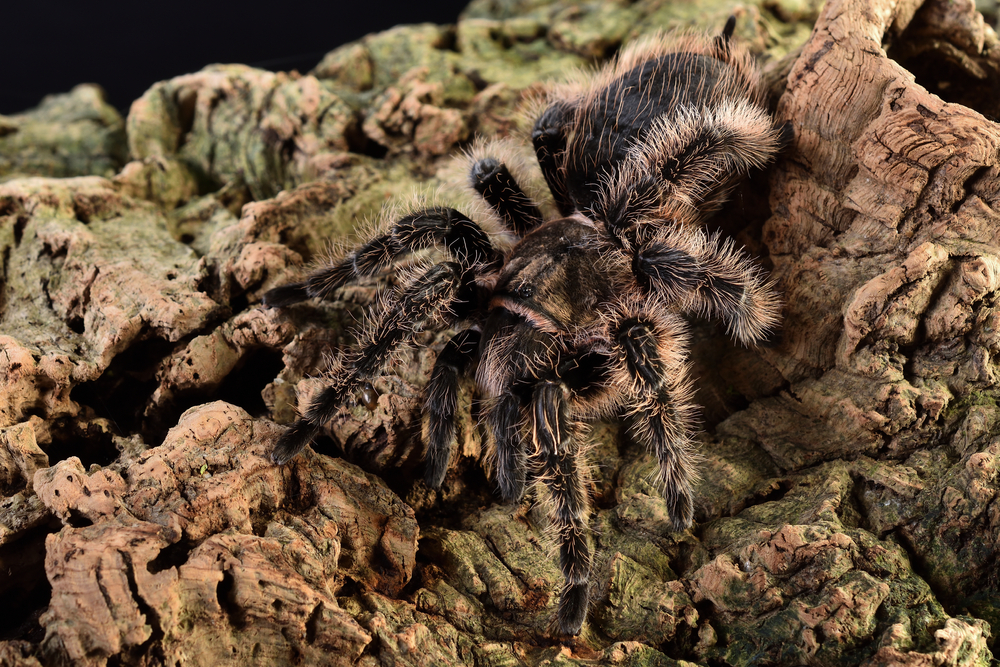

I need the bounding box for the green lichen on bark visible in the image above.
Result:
[0,85,127,182]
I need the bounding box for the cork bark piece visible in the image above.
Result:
[0,85,127,181]
[28,402,415,666]
[0,177,223,437]
[127,66,358,201]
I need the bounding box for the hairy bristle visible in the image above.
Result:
[597,28,764,111]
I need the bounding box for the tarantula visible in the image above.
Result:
[263,18,787,636]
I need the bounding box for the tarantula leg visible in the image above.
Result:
[262,207,500,307]
[592,171,662,243]
[597,101,786,233]
[271,262,464,465]
[263,282,311,308]
[647,102,785,212]
[531,102,575,217]
[610,313,699,531]
[776,120,796,151]
[470,158,543,236]
[633,394,698,530]
[487,390,528,503]
[633,224,781,345]
[531,380,592,635]
[422,327,481,487]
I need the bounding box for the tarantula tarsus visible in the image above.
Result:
[263,18,788,636]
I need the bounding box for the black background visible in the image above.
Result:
[1,1,471,115]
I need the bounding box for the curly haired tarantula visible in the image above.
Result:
[263,18,787,636]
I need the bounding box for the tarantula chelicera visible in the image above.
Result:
[263,19,787,636]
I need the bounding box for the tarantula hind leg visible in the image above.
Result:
[596,100,786,234]
[609,306,699,531]
[532,380,592,636]
[262,207,499,308]
[271,261,465,465]
[422,327,481,487]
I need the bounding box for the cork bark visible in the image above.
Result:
[1,0,999,665]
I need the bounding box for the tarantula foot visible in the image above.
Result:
[271,419,320,465]
[262,282,310,308]
[759,323,785,348]
[776,120,796,151]
[424,458,448,489]
[531,103,569,144]
[469,157,502,188]
[667,489,695,533]
[557,583,589,636]
[721,14,737,39]
[495,471,526,504]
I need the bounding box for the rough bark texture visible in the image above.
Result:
[0,85,127,182]
[1,0,999,665]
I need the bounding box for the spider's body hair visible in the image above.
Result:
[264,21,789,637]
[489,217,622,332]
[555,30,765,219]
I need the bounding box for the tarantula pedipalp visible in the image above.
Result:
[263,19,787,636]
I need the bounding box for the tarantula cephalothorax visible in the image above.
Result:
[263,19,788,636]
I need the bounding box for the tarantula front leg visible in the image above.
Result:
[263,207,500,307]
[531,380,592,636]
[271,261,465,465]
[632,224,781,344]
[480,326,557,503]
[485,388,528,503]
[531,101,575,217]
[470,158,543,236]
[606,303,699,530]
[422,327,481,487]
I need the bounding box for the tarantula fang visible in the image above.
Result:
[263,18,787,637]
